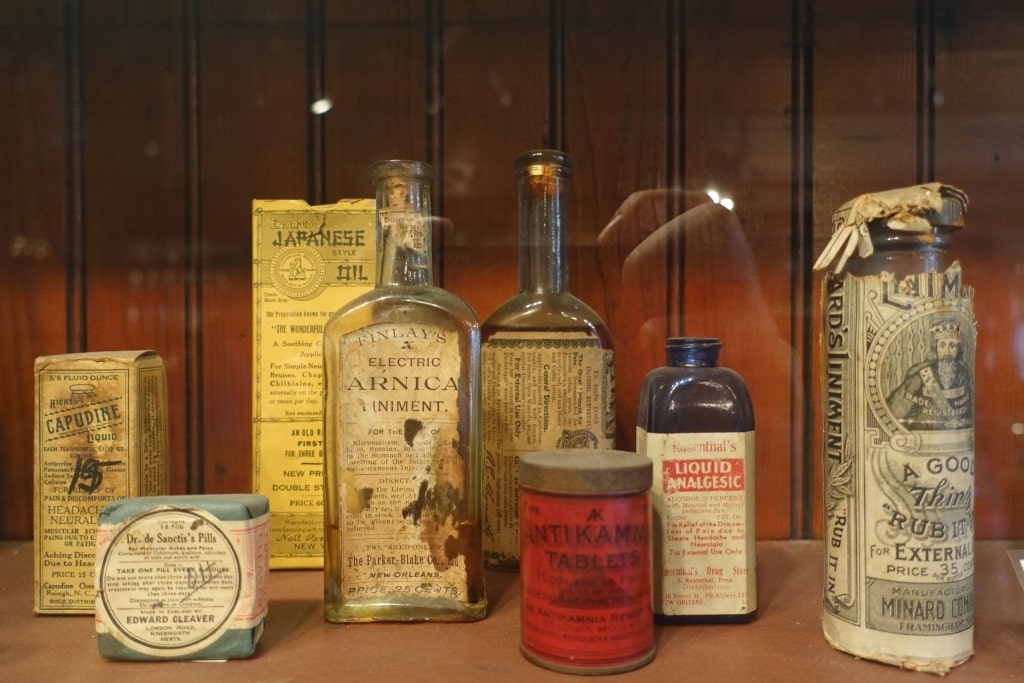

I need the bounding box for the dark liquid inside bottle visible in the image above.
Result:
[636,337,756,624]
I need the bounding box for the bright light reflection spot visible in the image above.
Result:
[1012,423,1024,436]
[310,98,333,115]
[706,188,735,211]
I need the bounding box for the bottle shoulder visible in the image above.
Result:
[325,285,480,333]
[640,366,752,402]
[482,292,612,339]
[637,366,754,431]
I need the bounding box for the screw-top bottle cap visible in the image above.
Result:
[666,337,722,365]
[927,191,967,229]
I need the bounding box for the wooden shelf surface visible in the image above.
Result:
[2,540,1022,681]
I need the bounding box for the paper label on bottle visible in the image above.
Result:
[481,331,616,567]
[379,209,428,253]
[251,199,375,568]
[95,506,269,658]
[821,264,976,672]
[336,321,470,601]
[637,429,756,616]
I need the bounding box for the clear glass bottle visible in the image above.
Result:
[481,149,616,571]
[322,159,486,622]
[814,184,974,673]
[636,337,756,624]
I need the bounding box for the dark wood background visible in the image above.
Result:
[2,0,1022,541]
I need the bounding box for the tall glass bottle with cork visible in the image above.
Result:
[322,159,486,622]
[481,149,616,571]
[636,337,756,623]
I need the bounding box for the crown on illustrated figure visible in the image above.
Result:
[930,318,960,342]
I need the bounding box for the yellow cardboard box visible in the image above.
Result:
[252,199,375,568]
[34,350,169,614]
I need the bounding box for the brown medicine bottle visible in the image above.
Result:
[481,149,616,571]
[636,336,756,624]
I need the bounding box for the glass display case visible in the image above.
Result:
[2,1,1022,679]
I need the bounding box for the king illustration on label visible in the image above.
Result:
[824,272,976,624]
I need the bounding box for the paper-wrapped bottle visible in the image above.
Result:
[814,183,975,674]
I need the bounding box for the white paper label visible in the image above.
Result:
[336,321,471,600]
[482,331,615,565]
[821,264,976,672]
[96,506,269,657]
[638,429,756,616]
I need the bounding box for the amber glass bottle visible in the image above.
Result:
[322,159,486,622]
[481,149,616,571]
[636,337,756,623]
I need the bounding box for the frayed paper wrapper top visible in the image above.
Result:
[813,183,968,274]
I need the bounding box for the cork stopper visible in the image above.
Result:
[518,449,653,495]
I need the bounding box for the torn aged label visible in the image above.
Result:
[336,321,470,601]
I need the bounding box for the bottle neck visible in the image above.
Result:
[665,337,721,367]
[847,223,956,277]
[516,150,571,294]
[372,160,434,288]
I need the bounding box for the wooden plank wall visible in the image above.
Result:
[2,0,1022,541]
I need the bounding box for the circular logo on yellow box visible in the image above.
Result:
[270,247,326,299]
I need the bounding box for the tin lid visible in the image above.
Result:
[518,449,653,495]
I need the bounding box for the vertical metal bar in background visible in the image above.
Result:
[183,0,203,494]
[307,0,326,205]
[548,0,566,151]
[666,0,684,336]
[790,0,816,539]
[916,0,936,182]
[63,0,86,352]
[427,0,445,283]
